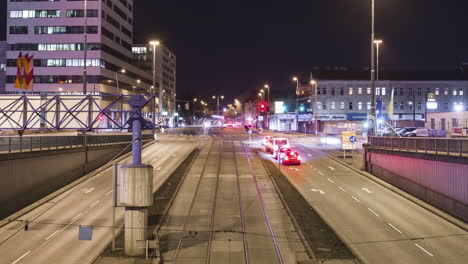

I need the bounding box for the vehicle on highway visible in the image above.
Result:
[272,138,290,157]
[279,150,301,165]
[262,136,273,146]
[275,146,291,159]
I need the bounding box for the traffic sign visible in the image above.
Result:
[349,136,357,143]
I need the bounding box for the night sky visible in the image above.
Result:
[1,0,468,102]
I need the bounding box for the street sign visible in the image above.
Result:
[341,131,356,150]
[349,136,357,143]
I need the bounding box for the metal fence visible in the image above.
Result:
[370,137,468,157]
[0,134,154,153]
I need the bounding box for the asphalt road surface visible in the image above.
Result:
[260,137,468,264]
[0,135,196,264]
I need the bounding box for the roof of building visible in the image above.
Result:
[311,67,468,81]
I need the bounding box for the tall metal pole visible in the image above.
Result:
[370,0,376,134]
[376,42,380,81]
[296,79,299,132]
[82,0,88,94]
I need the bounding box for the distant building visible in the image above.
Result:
[271,69,468,133]
[0,41,7,93]
[4,0,154,96]
[132,44,176,119]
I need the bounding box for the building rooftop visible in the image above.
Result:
[311,67,468,81]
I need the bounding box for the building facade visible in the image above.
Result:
[5,0,155,98]
[132,43,176,118]
[0,41,7,93]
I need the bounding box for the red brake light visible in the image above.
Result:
[284,156,289,161]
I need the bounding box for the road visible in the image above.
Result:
[257,136,468,264]
[158,131,309,264]
[0,134,196,264]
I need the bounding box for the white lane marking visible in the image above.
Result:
[45,230,60,241]
[11,251,31,264]
[318,171,324,175]
[311,188,325,195]
[362,188,373,194]
[172,154,177,157]
[83,188,95,194]
[105,190,113,196]
[70,212,82,222]
[327,178,335,184]
[338,186,346,192]
[328,167,335,171]
[156,167,162,171]
[351,196,361,203]
[89,200,100,208]
[415,243,434,257]
[368,208,380,217]
[388,223,402,234]
[313,168,317,171]
[307,154,312,157]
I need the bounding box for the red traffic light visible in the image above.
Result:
[260,103,266,110]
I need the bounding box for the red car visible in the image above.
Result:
[280,151,301,165]
[275,147,291,159]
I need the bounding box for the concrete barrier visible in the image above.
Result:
[364,147,468,222]
[0,144,132,220]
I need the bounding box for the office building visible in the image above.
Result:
[0,41,7,93]
[5,0,155,97]
[133,43,176,120]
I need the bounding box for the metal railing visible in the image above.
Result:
[0,134,154,153]
[370,137,468,157]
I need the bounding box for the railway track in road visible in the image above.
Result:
[163,137,293,264]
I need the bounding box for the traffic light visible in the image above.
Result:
[258,102,268,113]
[260,103,266,111]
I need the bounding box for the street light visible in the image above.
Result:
[370,0,377,135]
[293,76,299,131]
[310,79,318,135]
[264,84,270,106]
[374,39,383,81]
[149,40,160,127]
[212,95,224,115]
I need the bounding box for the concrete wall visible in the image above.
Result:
[0,144,131,220]
[365,148,468,222]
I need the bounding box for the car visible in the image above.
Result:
[262,136,273,146]
[272,138,290,156]
[275,146,292,160]
[280,150,301,165]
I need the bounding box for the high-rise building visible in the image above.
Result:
[0,41,7,93]
[133,43,176,118]
[5,0,155,97]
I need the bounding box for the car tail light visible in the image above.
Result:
[284,156,289,161]
[298,155,301,160]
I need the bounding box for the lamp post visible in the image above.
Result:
[310,80,318,135]
[82,0,88,94]
[212,95,224,116]
[370,0,377,135]
[264,84,270,106]
[149,40,160,126]
[374,39,383,81]
[293,76,299,131]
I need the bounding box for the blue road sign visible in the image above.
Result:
[349,136,357,143]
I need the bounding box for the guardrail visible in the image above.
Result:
[370,137,468,157]
[0,134,155,153]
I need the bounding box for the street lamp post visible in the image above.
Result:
[264,84,270,130]
[370,0,377,135]
[149,40,160,126]
[293,76,299,131]
[374,39,383,81]
[82,0,88,94]
[310,80,318,135]
[212,95,224,116]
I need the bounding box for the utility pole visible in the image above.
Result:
[370,0,377,135]
[82,0,88,94]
